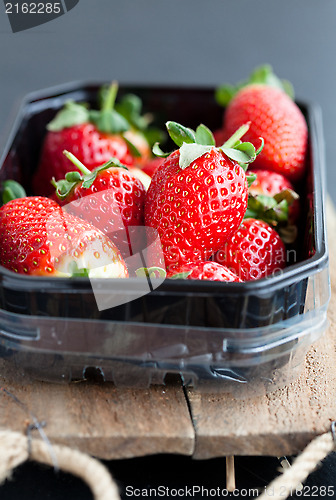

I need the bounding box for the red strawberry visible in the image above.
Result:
[248,169,300,223]
[0,196,128,278]
[52,152,146,257]
[214,218,286,281]
[169,261,242,282]
[216,65,308,181]
[140,157,163,178]
[33,83,154,196]
[145,122,261,274]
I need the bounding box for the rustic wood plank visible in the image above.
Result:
[0,371,195,459]
[187,198,336,459]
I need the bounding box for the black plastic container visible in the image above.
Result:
[0,83,330,392]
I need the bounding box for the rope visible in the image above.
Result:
[258,430,335,500]
[0,430,120,500]
[1,428,336,500]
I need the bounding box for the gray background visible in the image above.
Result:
[0,0,335,201]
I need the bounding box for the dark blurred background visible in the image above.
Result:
[0,0,335,200]
[1,1,335,498]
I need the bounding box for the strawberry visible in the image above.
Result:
[145,121,262,274]
[216,65,308,181]
[248,169,300,224]
[0,196,128,278]
[33,83,161,196]
[140,157,163,178]
[169,261,242,282]
[128,167,152,191]
[214,218,286,281]
[51,151,146,257]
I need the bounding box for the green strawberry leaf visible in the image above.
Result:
[245,193,290,227]
[89,109,130,134]
[152,142,171,158]
[65,171,83,182]
[143,126,166,149]
[122,135,142,158]
[215,64,295,107]
[179,143,214,170]
[53,153,127,200]
[248,65,294,99]
[47,101,90,132]
[195,124,216,146]
[221,144,256,165]
[166,121,196,147]
[1,180,26,205]
[219,125,263,169]
[144,127,167,148]
[115,94,150,131]
[169,270,192,280]
[214,84,237,107]
[246,172,257,187]
[51,172,83,200]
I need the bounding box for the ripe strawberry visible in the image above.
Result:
[128,167,151,190]
[33,83,158,196]
[214,218,285,281]
[216,65,308,181]
[0,196,128,278]
[169,261,242,282]
[52,152,146,257]
[248,169,300,224]
[140,157,163,178]
[145,121,262,274]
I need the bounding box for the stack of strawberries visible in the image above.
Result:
[0,66,308,283]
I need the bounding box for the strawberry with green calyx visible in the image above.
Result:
[247,169,300,243]
[52,151,146,257]
[0,196,128,278]
[216,65,308,181]
[169,261,242,282]
[1,180,26,206]
[216,64,294,106]
[214,218,286,281]
[145,121,263,274]
[33,82,156,196]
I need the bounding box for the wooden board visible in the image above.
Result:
[186,198,336,458]
[0,201,335,459]
[0,372,195,459]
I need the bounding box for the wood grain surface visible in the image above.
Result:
[0,371,195,459]
[0,201,335,459]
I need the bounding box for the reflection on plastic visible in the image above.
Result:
[46,195,166,311]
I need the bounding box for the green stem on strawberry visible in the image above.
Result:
[52,151,127,200]
[102,81,118,112]
[63,150,92,176]
[153,121,263,171]
[222,122,251,148]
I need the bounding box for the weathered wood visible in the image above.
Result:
[0,372,195,459]
[186,198,336,458]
